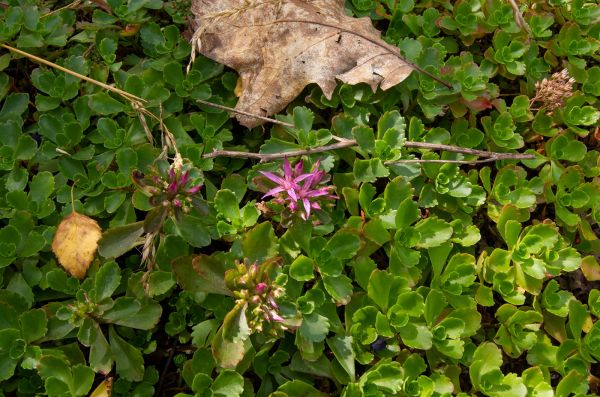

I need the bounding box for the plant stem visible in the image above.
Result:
[197,99,294,128]
[204,139,535,163]
[196,100,535,163]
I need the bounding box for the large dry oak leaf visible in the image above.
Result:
[51,211,102,279]
[191,0,422,127]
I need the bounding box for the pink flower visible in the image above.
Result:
[260,159,337,220]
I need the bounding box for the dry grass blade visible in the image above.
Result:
[1,44,183,157]
[1,44,145,104]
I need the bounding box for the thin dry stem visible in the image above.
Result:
[1,44,145,104]
[507,0,532,35]
[196,99,534,163]
[2,44,181,161]
[41,0,82,18]
[204,140,534,163]
[197,99,294,128]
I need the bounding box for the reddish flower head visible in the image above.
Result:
[259,159,337,220]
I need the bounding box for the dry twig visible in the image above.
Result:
[197,99,535,164]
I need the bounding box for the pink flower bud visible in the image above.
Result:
[173,199,182,207]
[179,171,190,186]
[256,282,267,294]
[186,185,202,194]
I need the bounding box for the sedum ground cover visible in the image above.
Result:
[0,0,600,396]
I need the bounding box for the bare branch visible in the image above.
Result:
[194,100,534,163]
[385,156,533,165]
[204,140,356,161]
[204,138,535,163]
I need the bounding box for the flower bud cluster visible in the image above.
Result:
[132,158,203,218]
[228,262,287,335]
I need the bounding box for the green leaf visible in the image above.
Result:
[353,159,389,182]
[103,297,162,330]
[94,261,121,301]
[212,326,252,369]
[242,222,279,264]
[29,171,54,203]
[211,370,245,397]
[395,199,420,235]
[323,274,353,305]
[289,255,315,281]
[299,313,330,343]
[414,217,453,248]
[172,255,232,296]
[550,135,587,162]
[175,214,211,248]
[19,309,47,343]
[323,231,360,260]
[109,326,144,381]
[222,302,251,342]
[293,106,314,133]
[88,92,127,114]
[352,125,375,152]
[98,222,144,258]
[275,380,328,397]
[215,189,240,222]
[327,335,355,381]
[377,110,406,142]
[147,271,175,296]
[368,270,407,312]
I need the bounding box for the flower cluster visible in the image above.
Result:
[227,260,287,334]
[132,156,203,217]
[531,68,576,112]
[259,158,337,220]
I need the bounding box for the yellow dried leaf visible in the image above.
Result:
[89,378,112,397]
[52,212,102,279]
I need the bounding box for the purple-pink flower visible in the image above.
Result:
[259,159,337,220]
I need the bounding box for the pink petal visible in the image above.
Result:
[263,186,285,198]
[294,160,304,176]
[294,173,313,184]
[284,159,292,179]
[259,171,286,185]
[302,198,311,219]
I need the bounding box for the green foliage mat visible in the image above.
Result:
[0,0,599,396]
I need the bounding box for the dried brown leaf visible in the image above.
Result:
[191,0,419,127]
[51,212,102,279]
